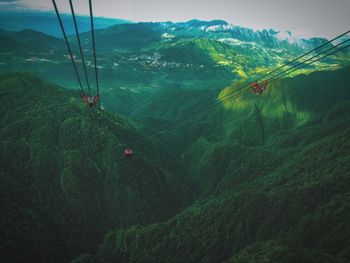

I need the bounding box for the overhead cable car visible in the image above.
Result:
[83,95,100,107]
[124,148,133,158]
[249,80,269,95]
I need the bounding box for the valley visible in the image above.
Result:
[0,17,350,263]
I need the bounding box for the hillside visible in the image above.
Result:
[72,67,350,263]
[0,73,191,263]
[0,29,65,52]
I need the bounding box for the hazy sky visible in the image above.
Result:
[1,0,349,38]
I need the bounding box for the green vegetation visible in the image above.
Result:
[2,66,347,263]
[77,66,350,263]
[0,19,350,263]
[0,73,190,262]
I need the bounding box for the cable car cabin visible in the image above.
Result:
[249,80,269,95]
[83,95,99,107]
[124,148,133,158]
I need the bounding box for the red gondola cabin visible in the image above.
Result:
[124,148,133,158]
[249,80,269,95]
[82,95,99,107]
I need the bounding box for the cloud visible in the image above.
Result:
[0,0,20,7]
[0,0,26,12]
[0,0,54,11]
[0,0,39,11]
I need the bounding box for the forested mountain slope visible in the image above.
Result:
[0,73,190,263]
[0,17,349,263]
[74,67,350,263]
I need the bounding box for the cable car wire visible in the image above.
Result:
[269,38,350,81]
[89,0,101,110]
[69,0,92,97]
[205,39,350,115]
[117,30,350,115]
[52,0,85,97]
[52,2,349,152]
[270,42,350,82]
[52,0,103,136]
[135,35,350,141]
[253,30,350,83]
[194,31,350,114]
[128,30,350,125]
[126,37,350,146]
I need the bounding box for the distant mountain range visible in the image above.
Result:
[76,19,328,52]
[0,13,326,48]
[0,12,131,38]
[0,17,348,116]
[0,28,65,52]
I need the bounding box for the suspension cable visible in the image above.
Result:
[110,31,350,118]
[52,2,348,147]
[219,39,350,108]
[52,0,85,97]
[69,0,92,97]
[52,0,102,135]
[205,39,350,117]
[127,38,350,146]
[89,0,101,109]
[253,30,350,83]
[165,32,350,124]
[270,42,350,82]
[206,31,350,110]
[269,38,350,81]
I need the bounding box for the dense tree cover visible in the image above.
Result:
[0,64,349,263]
[72,67,350,262]
[1,13,350,262]
[90,117,350,262]
[0,73,190,263]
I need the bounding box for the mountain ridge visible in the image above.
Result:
[80,19,327,52]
